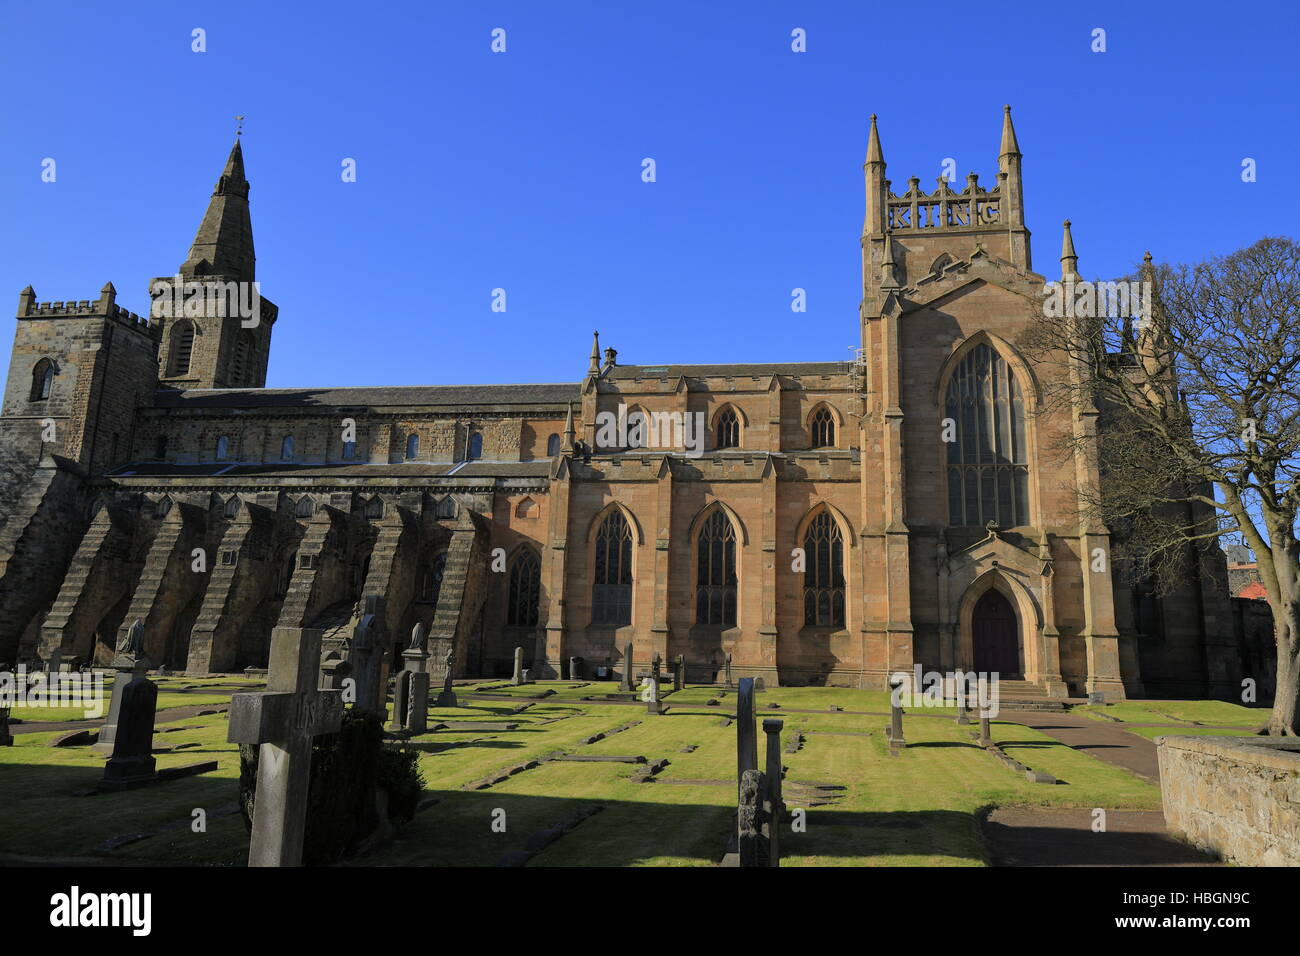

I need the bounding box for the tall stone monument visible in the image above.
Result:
[227,627,344,867]
[95,619,151,755]
[99,621,159,792]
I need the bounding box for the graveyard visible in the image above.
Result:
[0,658,1267,867]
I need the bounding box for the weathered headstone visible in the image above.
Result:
[390,668,412,732]
[512,646,524,685]
[401,623,431,734]
[645,654,662,714]
[737,768,769,867]
[319,650,351,692]
[736,676,758,797]
[434,646,458,708]
[99,622,159,792]
[979,712,993,748]
[620,642,634,692]
[724,652,734,688]
[95,620,150,755]
[955,673,970,725]
[568,656,580,681]
[762,718,784,867]
[350,595,390,717]
[887,674,906,748]
[674,654,684,692]
[227,626,344,867]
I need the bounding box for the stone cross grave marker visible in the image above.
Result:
[724,652,734,688]
[227,626,344,867]
[435,646,458,708]
[645,652,663,713]
[95,618,151,755]
[673,654,684,693]
[512,646,524,685]
[100,621,159,791]
[620,641,634,692]
[401,623,431,734]
[763,718,784,867]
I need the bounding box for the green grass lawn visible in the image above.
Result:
[1076,698,1268,728]
[0,680,1166,866]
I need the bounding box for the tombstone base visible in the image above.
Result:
[646,699,663,715]
[434,690,458,708]
[99,755,158,792]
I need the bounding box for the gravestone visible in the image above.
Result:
[737,768,769,867]
[955,673,970,725]
[434,646,458,708]
[887,675,906,748]
[762,718,784,867]
[979,713,993,748]
[620,642,634,692]
[674,654,684,692]
[401,623,431,734]
[568,656,580,681]
[0,662,11,746]
[99,623,159,792]
[736,677,758,798]
[724,652,734,688]
[390,668,412,733]
[95,620,151,755]
[512,646,524,685]
[227,626,344,867]
[645,654,663,714]
[350,596,390,717]
[319,650,351,692]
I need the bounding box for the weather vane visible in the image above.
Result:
[235,115,245,136]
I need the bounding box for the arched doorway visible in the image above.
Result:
[972,589,1021,677]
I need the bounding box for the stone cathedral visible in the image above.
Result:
[0,109,1242,700]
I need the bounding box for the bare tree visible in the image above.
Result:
[1022,236,1300,734]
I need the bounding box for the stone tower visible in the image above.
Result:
[153,138,278,390]
[0,282,159,476]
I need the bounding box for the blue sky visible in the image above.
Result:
[1,0,1295,388]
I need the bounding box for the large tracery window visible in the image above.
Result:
[507,550,541,627]
[592,510,633,627]
[810,407,835,448]
[945,343,1030,528]
[695,510,737,626]
[803,511,845,627]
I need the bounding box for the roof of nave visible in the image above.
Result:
[104,460,556,479]
[603,361,851,380]
[152,382,582,411]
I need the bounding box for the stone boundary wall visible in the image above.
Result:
[1156,734,1300,866]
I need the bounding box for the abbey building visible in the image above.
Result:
[0,110,1242,699]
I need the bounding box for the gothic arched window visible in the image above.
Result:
[803,511,845,627]
[507,550,541,626]
[30,359,54,401]
[280,435,295,461]
[592,510,633,626]
[294,497,315,518]
[406,433,419,460]
[224,496,241,518]
[364,496,384,519]
[467,432,483,460]
[342,439,356,460]
[435,496,456,519]
[168,320,195,377]
[716,409,740,449]
[420,552,447,605]
[546,433,561,456]
[215,435,230,460]
[810,407,835,448]
[696,510,737,626]
[945,343,1029,528]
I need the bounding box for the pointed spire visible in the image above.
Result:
[181,138,255,282]
[1060,219,1079,280]
[562,402,576,453]
[865,114,884,165]
[588,331,601,376]
[101,281,116,295]
[999,105,1021,157]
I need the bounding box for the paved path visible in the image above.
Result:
[999,711,1161,782]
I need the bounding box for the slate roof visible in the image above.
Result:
[603,361,850,380]
[152,383,581,410]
